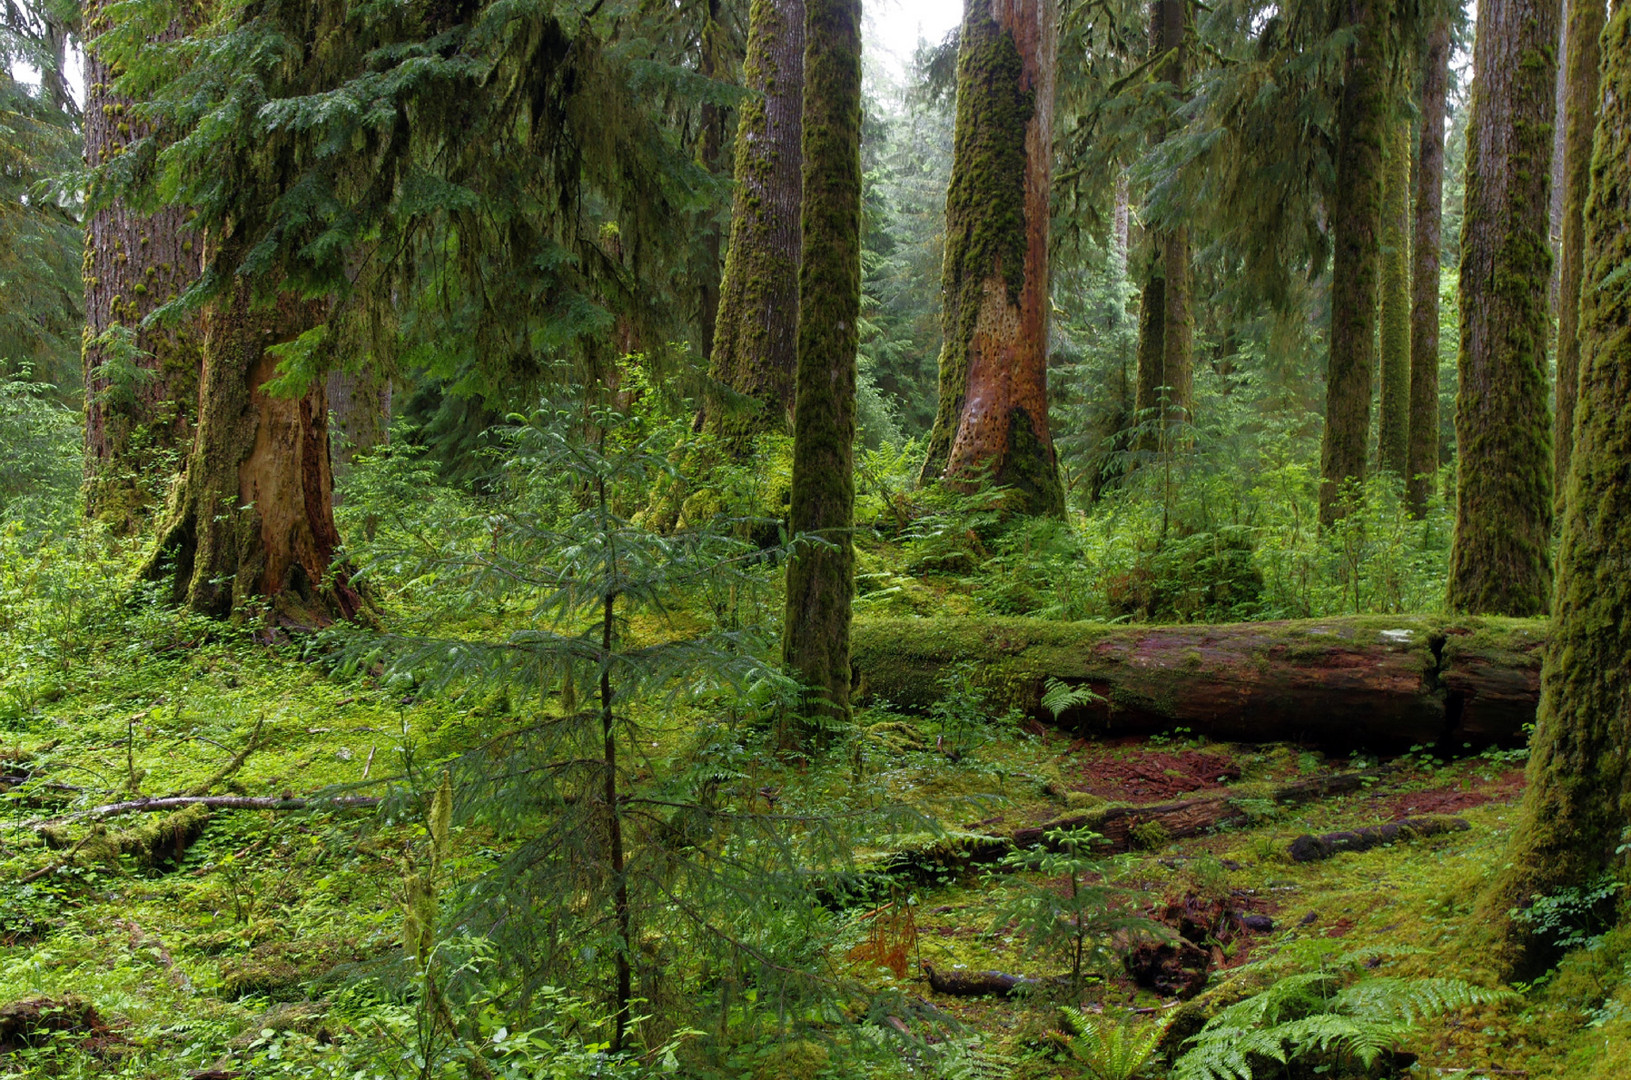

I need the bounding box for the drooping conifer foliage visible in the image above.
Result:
[102,0,713,619]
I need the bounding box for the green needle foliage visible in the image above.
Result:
[988,827,1169,995]
[333,399,929,1062]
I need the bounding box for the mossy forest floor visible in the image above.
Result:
[2,598,1629,1078]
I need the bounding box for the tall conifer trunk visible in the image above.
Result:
[81,1,202,530]
[704,0,805,453]
[1133,0,1191,455]
[782,0,860,725]
[917,0,1064,516]
[1480,6,1631,976]
[143,277,361,624]
[1320,0,1389,525]
[1447,0,1561,615]
[1377,122,1412,478]
[694,0,731,367]
[1552,0,1606,508]
[1407,15,1450,516]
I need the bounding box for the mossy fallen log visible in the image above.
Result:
[1286,815,1470,862]
[852,615,1545,748]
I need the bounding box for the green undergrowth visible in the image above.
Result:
[0,493,1618,1079]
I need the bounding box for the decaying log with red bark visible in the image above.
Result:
[852,616,1545,748]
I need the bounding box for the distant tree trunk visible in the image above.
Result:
[1112,171,1131,279]
[1378,122,1412,478]
[1480,5,1631,978]
[703,0,804,454]
[142,276,361,624]
[917,0,1064,517]
[1447,0,1561,616]
[1320,0,1389,525]
[81,2,202,531]
[1133,0,1191,455]
[694,0,730,366]
[1407,16,1450,517]
[782,0,860,726]
[1552,0,1606,510]
[326,365,391,497]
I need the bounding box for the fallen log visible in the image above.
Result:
[1286,816,1470,862]
[922,963,1070,997]
[1009,768,1390,854]
[852,615,1545,748]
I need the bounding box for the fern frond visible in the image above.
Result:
[1061,1008,1167,1080]
[1332,976,1516,1024]
[1042,676,1105,719]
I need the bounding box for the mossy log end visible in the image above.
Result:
[852,616,1545,749]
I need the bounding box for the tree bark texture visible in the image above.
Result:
[1320,0,1389,525]
[1448,0,1561,616]
[1407,16,1451,516]
[693,0,730,367]
[142,281,361,623]
[703,0,804,454]
[851,615,1546,749]
[782,0,860,724]
[81,1,202,530]
[1482,5,1631,978]
[1552,0,1606,510]
[1378,121,1412,478]
[917,0,1065,517]
[1133,0,1192,455]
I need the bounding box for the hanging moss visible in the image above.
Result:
[1480,5,1631,978]
[917,5,1033,484]
[782,0,862,729]
[1377,122,1411,478]
[1446,0,1560,615]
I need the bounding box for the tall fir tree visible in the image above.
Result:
[782,0,861,726]
[917,0,1065,516]
[1407,12,1451,516]
[1446,0,1560,615]
[704,0,805,453]
[1133,0,1192,455]
[1377,120,1412,478]
[1479,3,1631,976]
[1552,0,1606,507]
[1320,0,1391,525]
[80,1,202,529]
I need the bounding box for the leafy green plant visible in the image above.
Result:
[1172,948,1515,1080]
[1043,677,1106,720]
[1512,874,1623,954]
[1059,1007,1168,1080]
[988,827,1169,994]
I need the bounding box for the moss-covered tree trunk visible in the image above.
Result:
[1320,0,1390,526]
[1551,0,1605,511]
[1133,0,1192,455]
[1446,0,1561,616]
[917,0,1065,517]
[693,0,730,367]
[81,1,202,530]
[1406,15,1450,517]
[1378,122,1412,478]
[781,0,859,725]
[1480,6,1631,976]
[703,0,804,454]
[143,278,361,624]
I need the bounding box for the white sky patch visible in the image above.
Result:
[864,0,962,74]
